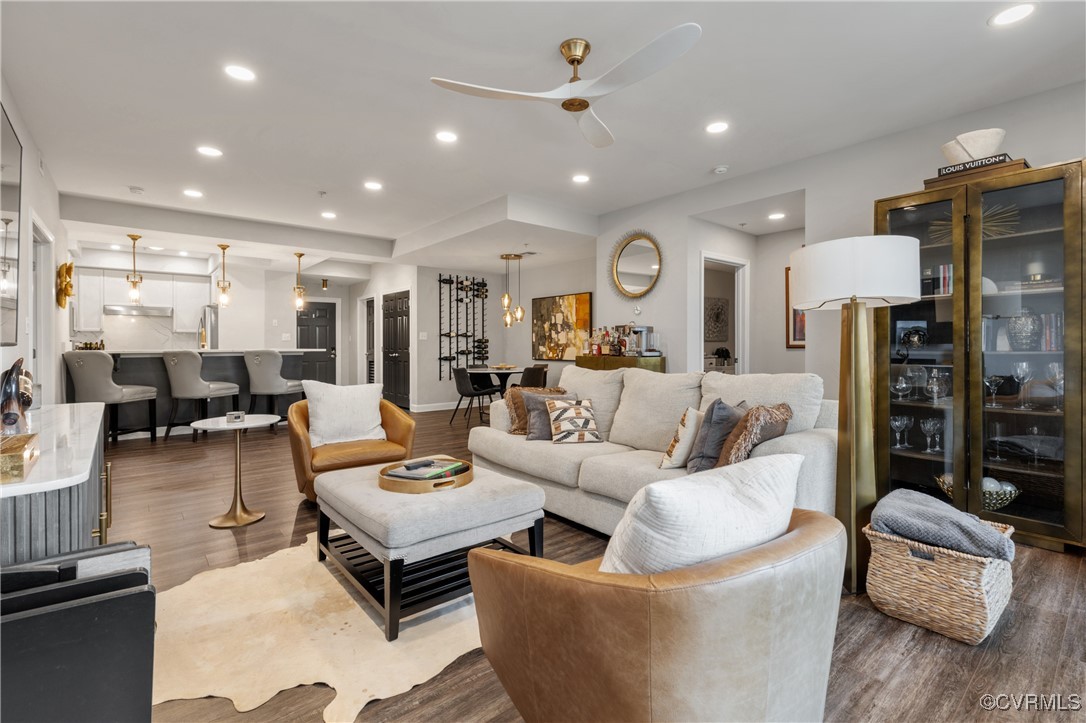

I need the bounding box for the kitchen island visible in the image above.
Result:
[64,349,323,433]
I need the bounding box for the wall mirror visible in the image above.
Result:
[611,231,661,298]
[1,105,22,346]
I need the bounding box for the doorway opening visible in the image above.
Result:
[297,301,336,383]
[382,291,410,408]
[365,298,375,384]
[702,256,748,374]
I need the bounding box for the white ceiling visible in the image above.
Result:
[697,189,806,236]
[2,2,1083,249]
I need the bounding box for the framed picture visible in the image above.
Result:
[785,266,806,349]
[705,297,728,342]
[531,292,592,360]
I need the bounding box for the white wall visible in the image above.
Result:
[598,82,1086,397]
[217,264,266,350]
[749,228,807,374]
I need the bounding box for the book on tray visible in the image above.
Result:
[385,460,470,480]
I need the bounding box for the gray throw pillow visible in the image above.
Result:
[523,392,575,440]
[686,398,746,473]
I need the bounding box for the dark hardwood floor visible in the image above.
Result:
[107,411,1084,723]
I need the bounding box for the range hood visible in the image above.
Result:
[103,305,173,317]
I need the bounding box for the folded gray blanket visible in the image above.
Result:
[871,489,1015,562]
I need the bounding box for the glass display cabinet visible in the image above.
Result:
[875,160,1082,548]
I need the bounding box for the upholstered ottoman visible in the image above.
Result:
[315,461,545,640]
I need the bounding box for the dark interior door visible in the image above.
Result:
[366,298,375,384]
[382,291,410,408]
[297,302,336,383]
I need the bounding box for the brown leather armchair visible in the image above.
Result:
[287,399,416,501]
[468,509,846,722]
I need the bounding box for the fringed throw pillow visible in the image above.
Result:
[506,386,566,435]
[716,403,793,467]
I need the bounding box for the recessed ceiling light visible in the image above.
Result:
[110,244,121,250]
[712,165,729,175]
[768,212,786,220]
[706,121,729,134]
[435,130,458,143]
[989,4,1034,26]
[224,65,256,81]
[572,174,590,184]
[178,251,189,256]
[321,211,337,219]
[364,181,383,191]
[197,146,223,157]
[148,246,164,251]
[183,189,203,198]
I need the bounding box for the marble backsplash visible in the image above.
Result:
[72,315,199,350]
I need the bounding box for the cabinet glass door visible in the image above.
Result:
[970,165,1082,540]
[876,187,967,506]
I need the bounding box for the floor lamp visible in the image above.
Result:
[789,236,920,593]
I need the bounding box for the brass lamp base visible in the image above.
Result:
[209,429,266,529]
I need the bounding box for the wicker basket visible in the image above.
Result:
[863,522,1014,645]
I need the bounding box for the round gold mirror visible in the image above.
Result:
[611,232,661,298]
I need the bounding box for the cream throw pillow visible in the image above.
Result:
[599,454,803,575]
[659,407,704,469]
[301,380,386,447]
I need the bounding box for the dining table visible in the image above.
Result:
[466,367,524,396]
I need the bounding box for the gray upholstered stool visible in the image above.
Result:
[63,350,158,444]
[243,350,303,429]
[162,350,241,442]
[315,462,545,640]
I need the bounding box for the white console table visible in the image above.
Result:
[0,403,108,565]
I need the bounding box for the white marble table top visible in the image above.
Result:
[466,367,524,374]
[191,414,281,432]
[1,403,105,498]
[103,349,322,357]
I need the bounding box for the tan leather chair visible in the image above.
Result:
[287,399,416,502]
[468,509,846,723]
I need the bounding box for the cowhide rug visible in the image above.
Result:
[153,533,481,722]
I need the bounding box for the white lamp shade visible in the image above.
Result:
[789,236,920,311]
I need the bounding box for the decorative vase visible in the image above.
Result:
[1007,307,1042,351]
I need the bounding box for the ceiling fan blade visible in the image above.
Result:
[574,107,614,148]
[580,23,702,99]
[430,77,566,102]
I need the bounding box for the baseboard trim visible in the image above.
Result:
[409,401,463,413]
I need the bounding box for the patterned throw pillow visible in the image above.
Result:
[716,403,794,467]
[505,386,566,435]
[686,399,747,473]
[659,407,705,469]
[546,399,603,444]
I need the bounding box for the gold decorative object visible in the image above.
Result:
[610,230,662,298]
[1,432,39,483]
[56,261,74,309]
[216,244,232,307]
[378,456,472,494]
[292,252,305,309]
[125,233,143,301]
[928,202,1018,245]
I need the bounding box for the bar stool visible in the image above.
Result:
[244,350,304,429]
[162,350,241,442]
[63,350,157,444]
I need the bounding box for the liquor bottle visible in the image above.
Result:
[601,328,611,356]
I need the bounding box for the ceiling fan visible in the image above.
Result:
[430,23,702,148]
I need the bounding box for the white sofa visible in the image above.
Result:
[468,366,838,535]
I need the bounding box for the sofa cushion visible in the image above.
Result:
[557,366,626,439]
[579,450,690,504]
[609,369,704,452]
[468,426,632,488]
[687,399,746,473]
[547,399,603,444]
[598,454,803,575]
[701,372,824,434]
[718,403,793,466]
[310,440,408,473]
[659,407,704,469]
[302,380,385,446]
[505,386,566,435]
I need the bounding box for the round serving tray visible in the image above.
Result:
[378,455,473,494]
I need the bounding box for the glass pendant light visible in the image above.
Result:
[125,233,143,302]
[292,252,306,309]
[500,253,524,326]
[513,254,525,322]
[500,255,512,310]
[216,244,232,307]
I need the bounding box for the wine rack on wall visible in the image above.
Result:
[437,274,489,380]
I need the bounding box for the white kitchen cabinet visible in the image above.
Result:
[102,269,130,306]
[72,267,104,332]
[140,272,173,308]
[172,275,211,333]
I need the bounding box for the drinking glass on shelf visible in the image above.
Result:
[890,416,909,449]
[891,376,911,401]
[926,370,948,404]
[903,416,915,446]
[1012,361,1033,410]
[983,375,1004,408]
[989,421,1006,462]
[905,367,927,400]
[1047,362,1065,412]
[1026,425,1043,466]
[920,418,938,453]
[931,418,945,452]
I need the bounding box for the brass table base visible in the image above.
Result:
[209,428,265,529]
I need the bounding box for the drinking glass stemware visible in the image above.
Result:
[989,421,1006,462]
[1013,361,1033,410]
[931,418,945,452]
[890,416,908,448]
[983,375,1003,408]
[1026,425,1043,466]
[903,416,914,448]
[1047,362,1065,412]
[891,376,910,401]
[920,418,936,453]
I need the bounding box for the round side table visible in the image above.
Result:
[191,414,279,528]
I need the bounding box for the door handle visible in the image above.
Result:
[330,347,337,359]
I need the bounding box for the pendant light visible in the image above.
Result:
[216,244,232,307]
[0,219,12,296]
[500,256,512,311]
[292,252,306,309]
[125,234,143,302]
[500,253,524,327]
[513,253,525,322]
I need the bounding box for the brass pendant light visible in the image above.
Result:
[293,252,306,309]
[216,244,232,307]
[500,253,525,327]
[125,234,143,302]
